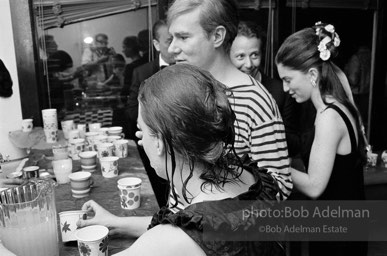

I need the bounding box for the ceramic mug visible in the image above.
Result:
[21,119,33,132]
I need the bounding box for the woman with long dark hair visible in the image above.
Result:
[276,22,367,256]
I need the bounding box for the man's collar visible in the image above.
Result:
[159,55,169,67]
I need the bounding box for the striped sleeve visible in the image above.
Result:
[229,79,293,200]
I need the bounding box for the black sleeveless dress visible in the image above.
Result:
[309,104,367,256]
[148,167,285,256]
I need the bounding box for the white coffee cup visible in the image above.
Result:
[61,120,75,140]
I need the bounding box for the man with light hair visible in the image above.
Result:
[166,0,292,210]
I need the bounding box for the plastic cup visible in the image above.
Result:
[59,210,87,242]
[52,158,73,184]
[117,177,142,210]
[75,225,109,256]
[21,119,33,132]
[100,156,119,178]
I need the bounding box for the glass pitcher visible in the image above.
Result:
[0,179,59,256]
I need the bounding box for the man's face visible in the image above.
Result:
[230,36,262,76]
[95,36,108,51]
[168,8,216,70]
[154,25,175,64]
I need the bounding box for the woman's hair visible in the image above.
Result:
[275,22,366,162]
[138,64,241,203]
[167,0,239,53]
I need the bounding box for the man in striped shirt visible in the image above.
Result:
[166,0,292,212]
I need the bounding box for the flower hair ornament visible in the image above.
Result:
[314,21,341,61]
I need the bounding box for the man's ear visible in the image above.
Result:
[153,39,160,52]
[213,25,227,49]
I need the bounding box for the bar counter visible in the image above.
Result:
[57,142,159,255]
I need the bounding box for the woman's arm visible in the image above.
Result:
[77,200,151,237]
[291,109,344,199]
[113,224,206,256]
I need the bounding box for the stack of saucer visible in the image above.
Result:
[79,151,97,172]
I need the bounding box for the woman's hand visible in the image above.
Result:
[77,200,121,235]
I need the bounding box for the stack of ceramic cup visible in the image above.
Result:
[42,109,58,143]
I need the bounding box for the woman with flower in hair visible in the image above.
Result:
[276,22,367,256]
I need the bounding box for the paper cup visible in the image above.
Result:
[21,118,33,132]
[100,156,119,178]
[44,128,58,143]
[113,139,129,158]
[77,124,87,138]
[367,152,378,167]
[97,142,114,158]
[59,210,87,242]
[75,225,109,256]
[97,127,109,136]
[68,129,80,143]
[52,144,69,160]
[69,138,85,160]
[117,177,142,210]
[52,158,73,184]
[42,109,58,130]
[381,150,387,168]
[89,123,102,132]
[22,166,40,179]
[61,120,75,140]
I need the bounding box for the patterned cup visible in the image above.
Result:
[117,177,142,210]
[44,128,58,143]
[77,124,87,138]
[97,142,114,159]
[21,119,33,132]
[59,210,87,242]
[100,156,119,178]
[75,225,109,256]
[69,138,85,160]
[113,139,129,158]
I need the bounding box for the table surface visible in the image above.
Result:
[57,144,158,255]
[1,142,158,256]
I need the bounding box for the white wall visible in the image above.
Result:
[0,0,27,160]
